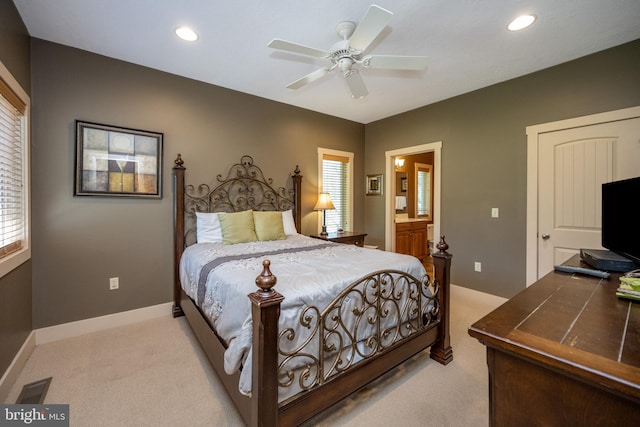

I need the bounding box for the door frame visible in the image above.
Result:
[525,106,640,285]
[385,141,442,251]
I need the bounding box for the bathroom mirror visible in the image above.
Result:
[394,171,408,212]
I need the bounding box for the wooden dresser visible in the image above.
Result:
[469,255,640,426]
[395,220,428,263]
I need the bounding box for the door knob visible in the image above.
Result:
[541,233,550,240]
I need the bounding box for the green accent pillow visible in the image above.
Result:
[218,210,258,244]
[253,211,286,241]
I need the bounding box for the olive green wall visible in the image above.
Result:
[365,39,640,298]
[30,39,364,328]
[0,0,31,379]
[0,0,29,92]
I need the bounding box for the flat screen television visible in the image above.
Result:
[602,176,640,265]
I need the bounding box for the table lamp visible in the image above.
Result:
[314,192,335,236]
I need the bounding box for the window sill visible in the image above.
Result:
[0,247,31,279]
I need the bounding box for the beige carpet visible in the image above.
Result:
[5,285,505,426]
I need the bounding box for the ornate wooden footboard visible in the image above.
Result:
[172,155,452,426]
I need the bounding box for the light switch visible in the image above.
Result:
[491,208,499,218]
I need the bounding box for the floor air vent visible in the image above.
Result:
[16,377,52,404]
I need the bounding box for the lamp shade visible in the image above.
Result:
[314,192,335,210]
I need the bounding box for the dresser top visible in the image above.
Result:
[469,255,640,399]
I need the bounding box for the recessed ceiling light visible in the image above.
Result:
[176,27,198,42]
[507,15,536,31]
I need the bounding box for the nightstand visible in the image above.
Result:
[309,231,367,247]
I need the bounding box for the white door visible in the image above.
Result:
[537,117,640,276]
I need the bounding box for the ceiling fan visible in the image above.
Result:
[267,4,428,99]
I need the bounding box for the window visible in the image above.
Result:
[0,61,30,277]
[415,163,432,220]
[318,148,353,233]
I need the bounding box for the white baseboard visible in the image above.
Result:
[0,331,35,403]
[35,302,173,345]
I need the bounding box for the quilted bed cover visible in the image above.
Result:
[179,234,427,397]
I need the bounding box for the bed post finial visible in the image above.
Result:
[436,235,449,254]
[255,260,277,294]
[174,153,184,169]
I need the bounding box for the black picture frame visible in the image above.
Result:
[75,121,163,198]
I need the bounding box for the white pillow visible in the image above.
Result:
[196,212,223,243]
[282,209,298,235]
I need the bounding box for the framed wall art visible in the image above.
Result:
[75,121,163,198]
[366,174,383,196]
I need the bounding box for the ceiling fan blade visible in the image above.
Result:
[348,5,393,53]
[286,68,331,90]
[344,70,368,99]
[268,38,329,58]
[364,55,428,71]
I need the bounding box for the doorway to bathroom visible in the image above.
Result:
[385,141,442,261]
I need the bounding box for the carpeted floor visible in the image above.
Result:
[5,285,505,426]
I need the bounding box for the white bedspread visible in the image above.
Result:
[179,234,426,396]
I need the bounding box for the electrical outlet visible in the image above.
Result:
[474,262,482,272]
[109,277,119,290]
[491,208,499,218]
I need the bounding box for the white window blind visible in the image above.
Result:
[417,171,427,215]
[321,152,352,232]
[0,78,26,259]
[416,164,432,218]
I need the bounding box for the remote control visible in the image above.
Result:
[554,265,610,279]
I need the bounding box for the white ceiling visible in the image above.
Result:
[13,0,640,124]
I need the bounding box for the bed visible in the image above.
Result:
[172,154,453,426]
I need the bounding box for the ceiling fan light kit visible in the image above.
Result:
[268,4,428,99]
